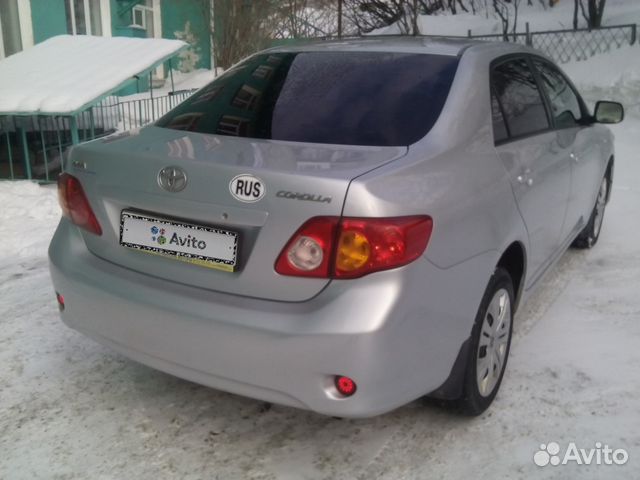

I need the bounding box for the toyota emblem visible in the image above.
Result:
[158,166,188,193]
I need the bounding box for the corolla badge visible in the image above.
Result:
[158,166,188,192]
[229,174,265,203]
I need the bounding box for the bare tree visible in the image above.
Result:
[271,0,337,38]
[492,0,521,41]
[207,0,274,70]
[573,0,606,29]
[493,0,510,41]
[586,0,607,28]
[342,0,414,34]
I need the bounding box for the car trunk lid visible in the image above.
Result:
[71,126,407,301]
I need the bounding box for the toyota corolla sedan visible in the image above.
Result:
[49,38,623,418]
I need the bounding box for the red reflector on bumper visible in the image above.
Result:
[56,292,65,311]
[335,375,357,397]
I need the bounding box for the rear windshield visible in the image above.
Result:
[156,51,459,147]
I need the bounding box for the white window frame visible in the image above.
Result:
[131,5,148,29]
[66,0,110,36]
[130,2,161,39]
[100,0,112,37]
[0,0,33,59]
[0,15,5,59]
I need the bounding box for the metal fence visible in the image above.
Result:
[468,23,637,64]
[0,89,196,181]
[307,23,637,65]
[117,89,196,131]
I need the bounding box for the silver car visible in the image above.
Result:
[49,38,623,418]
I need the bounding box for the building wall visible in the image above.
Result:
[0,0,212,91]
[161,0,211,70]
[30,0,67,43]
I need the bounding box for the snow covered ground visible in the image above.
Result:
[375,0,640,36]
[1,52,640,480]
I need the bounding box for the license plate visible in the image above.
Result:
[120,211,238,272]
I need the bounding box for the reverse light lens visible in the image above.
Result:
[335,375,357,397]
[58,173,102,236]
[287,236,324,271]
[274,217,338,277]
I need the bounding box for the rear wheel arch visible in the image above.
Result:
[427,244,525,403]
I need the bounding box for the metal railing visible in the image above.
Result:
[117,89,196,131]
[0,89,196,181]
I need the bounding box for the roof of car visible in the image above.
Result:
[264,36,531,57]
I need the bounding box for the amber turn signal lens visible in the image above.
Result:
[336,230,371,272]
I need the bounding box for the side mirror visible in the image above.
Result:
[594,101,624,124]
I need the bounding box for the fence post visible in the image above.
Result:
[338,0,343,39]
[149,72,155,122]
[526,22,532,46]
[631,24,637,45]
[18,125,32,180]
[69,115,80,145]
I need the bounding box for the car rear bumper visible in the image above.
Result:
[49,219,491,417]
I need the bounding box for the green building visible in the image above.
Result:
[0,0,213,75]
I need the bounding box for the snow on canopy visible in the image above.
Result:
[0,35,188,116]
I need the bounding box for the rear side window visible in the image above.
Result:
[157,52,459,147]
[532,59,583,128]
[492,58,549,139]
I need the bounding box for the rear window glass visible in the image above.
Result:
[156,51,459,147]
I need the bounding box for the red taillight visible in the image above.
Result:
[57,173,102,235]
[275,216,432,279]
[335,375,357,397]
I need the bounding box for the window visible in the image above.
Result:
[131,6,146,29]
[65,0,104,36]
[533,59,583,129]
[231,85,261,111]
[165,113,203,131]
[191,85,222,105]
[89,0,102,35]
[0,0,23,58]
[132,1,154,36]
[216,116,250,136]
[252,65,273,80]
[492,58,549,139]
[157,52,459,147]
[491,92,509,143]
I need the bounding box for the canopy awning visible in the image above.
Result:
[0,35,188,116]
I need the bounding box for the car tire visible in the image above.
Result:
[572,175,609,249]
[458,267,514,416]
